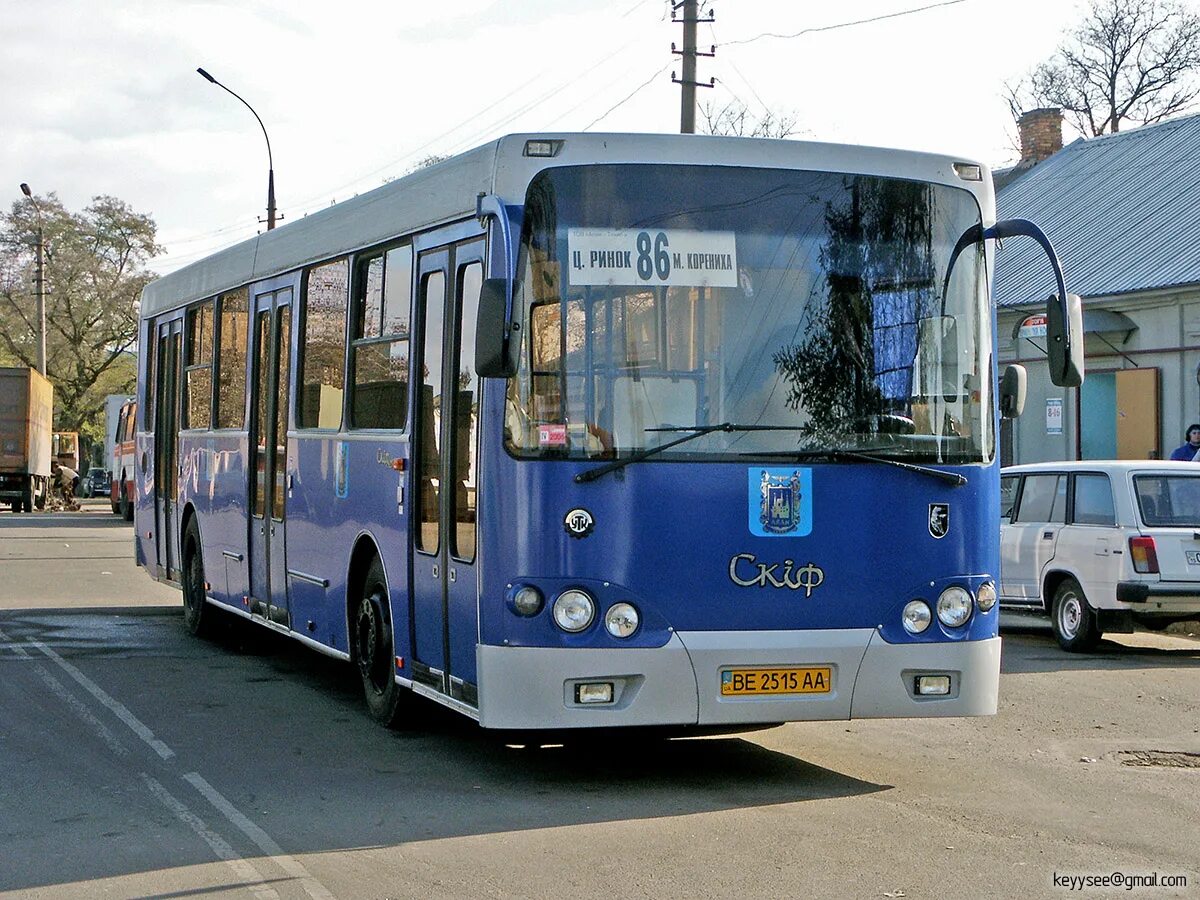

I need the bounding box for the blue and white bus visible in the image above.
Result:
[135,133,1080,730]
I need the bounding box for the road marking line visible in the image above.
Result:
[29,639,175,760]
[141,773,281,900]
[184,772,336,900]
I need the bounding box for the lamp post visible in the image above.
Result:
[18,183,46,375]
[196,67,277,230]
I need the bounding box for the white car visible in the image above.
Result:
[1000,460,1200,651]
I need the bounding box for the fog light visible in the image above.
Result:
[902,600,932,634]
[604,602,640,638]
[937,586,973,627]
[976,581,997,612]
[915,674,952,696]
[512,585,544,616]
[553,589,595,632]
[575,682,613,704]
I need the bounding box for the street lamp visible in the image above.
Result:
[196,67,277,230]
[19,183,46,375]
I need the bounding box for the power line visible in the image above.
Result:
[720,0,968,47]
[583,63,673,131]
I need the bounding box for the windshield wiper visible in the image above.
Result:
[771,447,967,487]
[574,422,803,484]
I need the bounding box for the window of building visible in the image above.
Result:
[298,259,349,429]
[215,287,249,428]
[183,300,214,429]
[351,244,413,429]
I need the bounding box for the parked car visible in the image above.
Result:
[79,467,110,499]
[1000,460,1200,651]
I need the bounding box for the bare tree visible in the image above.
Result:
[1007,0,1200,136]
[699,99,799,138]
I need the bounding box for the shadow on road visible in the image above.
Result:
[0,606,889,893]
[1001,614,1200,674]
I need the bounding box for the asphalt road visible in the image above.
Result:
[1,502,1198,899]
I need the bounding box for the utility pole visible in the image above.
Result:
[672,0,715,134]
[19,183,46,375]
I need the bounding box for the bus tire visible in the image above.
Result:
[354,556,406,727]
[111,484,120,515]
[1051,578,1101,652]
[120,480,134,521]
[21,488,32,513]
[182,518,214,637]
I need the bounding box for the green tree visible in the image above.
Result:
[1007,0,1200,136]
[1,193,162,459]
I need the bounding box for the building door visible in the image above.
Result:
[1080,368,1160,459]
[153,318,183,579]
[247,288,293,626]
[410,239,485,703]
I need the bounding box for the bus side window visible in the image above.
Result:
[350,245,412,430]
[215,288,249,428]
[183,299,214,429]
[298,258,349,430]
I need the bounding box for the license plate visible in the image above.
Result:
[720,666,832,696]
[1187,551,1200,566]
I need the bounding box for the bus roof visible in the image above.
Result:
[140,132,993,319]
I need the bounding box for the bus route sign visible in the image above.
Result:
[567,228,738,288]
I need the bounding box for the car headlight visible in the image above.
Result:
[976,581,997,612]
[552,589,595,633]
[604,602,640,638]
[902,600,932,634]
[937,586,973,627]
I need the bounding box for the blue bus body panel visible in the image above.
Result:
[478,409,1000,651]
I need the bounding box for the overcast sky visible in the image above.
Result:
[5,0,1184,275]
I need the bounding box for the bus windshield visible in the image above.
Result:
[506,164,991,465]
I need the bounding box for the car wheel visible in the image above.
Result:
[354,556,407,727]
[181,518,214,637]
[1051,578,1101,652]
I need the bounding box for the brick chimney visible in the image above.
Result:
[1018,108,1063,166]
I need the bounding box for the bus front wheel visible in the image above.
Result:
[354,556,407,727]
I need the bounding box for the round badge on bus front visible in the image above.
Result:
[564,508,595,539]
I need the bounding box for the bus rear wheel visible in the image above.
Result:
[182,518,214,637]
[120,479,133,521]
[354,556,407,727]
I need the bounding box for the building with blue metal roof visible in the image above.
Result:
[994,111,1200,465]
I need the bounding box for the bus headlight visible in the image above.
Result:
[604,602,640,638]
[976,581,997,612]
[937,586,973,628]
[511,585,544,617]
[553,589,595,633]
[902,600,932,634]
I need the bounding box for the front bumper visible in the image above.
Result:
[475,630,1000,730]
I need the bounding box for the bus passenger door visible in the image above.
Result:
[153,319,183,579]
[247,288,293,627]
[411,240,485,703]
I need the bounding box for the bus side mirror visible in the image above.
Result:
[476,278,516,378]
[1000,364,1026,419]
[1046,292,1084,387]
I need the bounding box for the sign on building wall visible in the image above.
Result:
[1018,314,1048,340]
[1046,398,1063,434]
